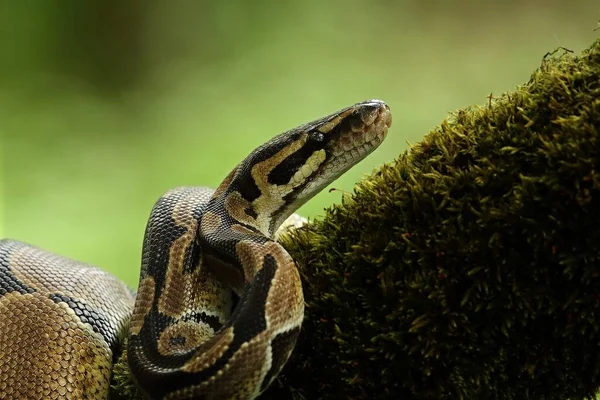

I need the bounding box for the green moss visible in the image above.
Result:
[109,340,143,400]
[263,38,600,399]
[112,37,600,399]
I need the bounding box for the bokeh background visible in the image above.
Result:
[1,1,598,287]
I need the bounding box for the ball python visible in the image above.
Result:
[0,99,392,399]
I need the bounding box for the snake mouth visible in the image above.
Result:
[329,99,392,162]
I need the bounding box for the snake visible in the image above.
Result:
[0,99,391,399]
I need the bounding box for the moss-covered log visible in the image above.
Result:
[112,37,600,399]
[263,38,600,400]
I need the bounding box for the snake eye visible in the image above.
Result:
[308,131,325,143]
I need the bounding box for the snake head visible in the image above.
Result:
[288,99,392,185]
[216,99,392,237]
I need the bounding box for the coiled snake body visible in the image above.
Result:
[0,100,391,399]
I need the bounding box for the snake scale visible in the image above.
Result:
[0,99,391,399]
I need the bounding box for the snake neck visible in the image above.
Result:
[129,194,304,399]
[206,169,294,240]
[198,192,286,290]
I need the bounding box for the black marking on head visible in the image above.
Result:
[0,240,37,297]
[49,293,120,354]
[267,137,328,186]
[244,206,258,219]
[227,130,302,201]
[260,326,301,392]
[231,170,262,202]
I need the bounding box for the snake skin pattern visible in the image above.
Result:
[0,240,134,399]
[0,99,391,399]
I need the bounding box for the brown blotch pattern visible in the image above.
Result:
[130,276,155,335]
[170,243,304,399]
[157,193,199,317]
[231,224,258,237]
[158,320,215,356]
[235,240,283,281]
[168,336,270,400]
[224,191,257,228]
[263,247,304,331]
[158,193,232,321]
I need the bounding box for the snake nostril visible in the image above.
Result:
[360,107,379,126]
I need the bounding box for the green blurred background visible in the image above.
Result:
[1,1,598,288]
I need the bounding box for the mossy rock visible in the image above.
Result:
[265,38,600,399]
[113,37,600,399]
